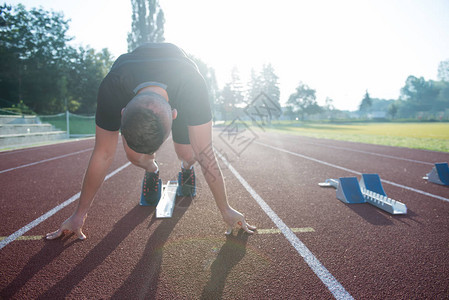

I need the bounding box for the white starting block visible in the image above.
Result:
[156,181,178,218]
[319,174,407,215]
[423,162,449,186]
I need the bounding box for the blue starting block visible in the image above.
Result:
[359,173,386,196]
[424,162,449,186]
[336,177,365,204]
[319,174,407,215]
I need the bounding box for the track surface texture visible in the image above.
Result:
[1,129,448,299]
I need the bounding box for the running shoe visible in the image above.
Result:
[140,170,162,206]
[177,166,196,197]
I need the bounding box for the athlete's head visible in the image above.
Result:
[121,91,173,154]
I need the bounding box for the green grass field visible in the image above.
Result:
[264,121,449,153]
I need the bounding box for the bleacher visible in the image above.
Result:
[0,115,67,148]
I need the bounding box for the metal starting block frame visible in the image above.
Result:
[156,181,178,218]
[319,174,407,215]
[423,162,449,186]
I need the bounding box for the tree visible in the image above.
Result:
[216,67,245,121]
[259,63,281,113]
[359,90,372,113]
[218,83,234,121]
[246,64,281,123]
[283,105,296,121]
[434,80,449,114]
[438,59,449,82]
[324,97,336,120]
[66,47,114,113]
[388,103,398,120]
[324,97,335,111]
[400,76,436,105]
[399,75,440,118]
[0,4,114,114]
[128,0,165,51]
[247,68,263,104]
[229,66,245,107]
[0,4,73,113]
[248,64,280,105]
[287,82,321,120]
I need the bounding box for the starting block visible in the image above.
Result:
[423,162,449,186]
[359,173,386,196]
[156,181,178,218]
[319,174,407,215]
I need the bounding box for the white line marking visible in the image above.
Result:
[257,227,315,234]
[0,162,131,250]
[306,142,434,166]
[256,141,449,203]
[0,148,94,174]
[217,151,354,300]
[0,235,43,241]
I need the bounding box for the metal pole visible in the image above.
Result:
[65,98,70,139]
[66,110,70,139]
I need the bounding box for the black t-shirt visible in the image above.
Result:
[95,43,212,132]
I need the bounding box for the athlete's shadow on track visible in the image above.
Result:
[1,205,150,298]
[200,230,249,300]
[0,235,83,299]
[1,204,162,299]
[34,195,193,299]
[28,204,156,299]
[110,196,193,299]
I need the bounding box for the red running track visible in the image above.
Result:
[0,130,448,299]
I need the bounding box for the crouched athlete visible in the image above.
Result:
[46,43,256,240]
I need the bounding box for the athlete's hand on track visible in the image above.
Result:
[222,207,256,235]
[46,214,87,240]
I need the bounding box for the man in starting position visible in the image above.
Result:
[46,43,256,240]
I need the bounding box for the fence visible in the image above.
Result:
[38,111,95,138]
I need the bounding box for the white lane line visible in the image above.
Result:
[0,235,43,241]
[257,227,315,234]
[305,142,434,166]
[256,141,449,203]
[0,162,131,250]
[217,151,354,300]
[0,148,94,174]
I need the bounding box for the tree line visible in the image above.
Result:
[356,68,449,121]
[1,2,448,121]
[0,4,114,114]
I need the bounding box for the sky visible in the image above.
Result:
[6,0,449,111]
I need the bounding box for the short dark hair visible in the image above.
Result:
[121,92,172,154]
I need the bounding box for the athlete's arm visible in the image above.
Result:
[188,121,256,234]
[46,126,119,240]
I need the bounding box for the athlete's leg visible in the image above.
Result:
[172,115,197,196]
[174,142,196,169]
[173,142,197,196]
